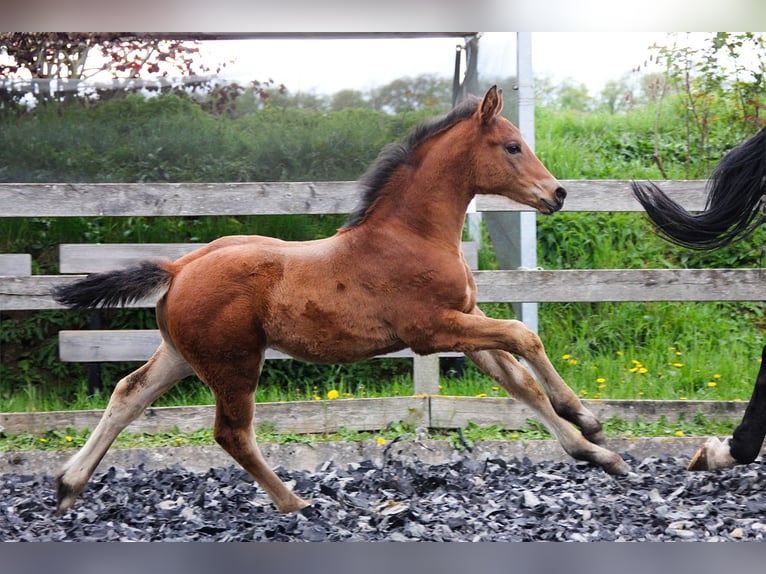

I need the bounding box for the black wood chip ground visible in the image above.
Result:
[2,453,765,541]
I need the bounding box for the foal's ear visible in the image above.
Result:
[479,85,503,124]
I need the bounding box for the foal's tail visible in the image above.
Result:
[52,260,174,309]
[631,128,766,250]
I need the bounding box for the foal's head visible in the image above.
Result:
[466,85,566,214]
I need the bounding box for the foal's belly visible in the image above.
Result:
[263,298,406,363]
[267,330,406,365]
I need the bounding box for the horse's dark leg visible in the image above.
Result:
[465,348,630,476]
[689,344,766,470]
[56,342,193,514]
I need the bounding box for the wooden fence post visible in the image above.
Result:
[413,354,441,395]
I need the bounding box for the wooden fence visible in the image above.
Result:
[1,180,764,435]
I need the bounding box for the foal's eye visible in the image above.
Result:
[505,143,522,155]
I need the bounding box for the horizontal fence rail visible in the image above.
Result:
[2,269,765,312]
[0,180,710,217]
[0,397,752,436]
[1,179,763,434]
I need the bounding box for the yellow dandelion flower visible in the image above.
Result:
[65,435,73,442]
[475,393,487,398]
[376,437,386,446]
[638,391,645,397]
[568,359,578,365]
[562,354,571,360]
[638,367,648,374]
[707,381,717,388]
[580,389,588,396]
[327,389,340,400]
[672,362,684,368]
[596,378,606,384]
[675,351,682,356]
[492,386,500,392]
[313,395,321,401]
[175,437,183,444]
[629,367,639,373]
[713,374,721,380]
[675,431,684,437]
[679,396,687,401]
[39,437,48,443]
[632,359,642,366]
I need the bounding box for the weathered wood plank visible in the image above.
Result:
[0,254,31,276]
[473,268,766,302]
[475,180,709,213]
[3,268,765,311]
[0,180,710,217]
[0,398,747,435]
[0,275,67,310]
[59,243,203,273]
[57,330,463,363]
[0,182,359,217]
[58,241,479,274]
[0,396,429,435]
[428,396,749,428]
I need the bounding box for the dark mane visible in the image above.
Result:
[342,96,481,229]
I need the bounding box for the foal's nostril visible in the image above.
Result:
[554,187,567,204]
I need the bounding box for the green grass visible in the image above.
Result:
[1,94,764,416]
[0,413,740,453]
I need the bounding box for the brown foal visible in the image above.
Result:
[53,86,629,516]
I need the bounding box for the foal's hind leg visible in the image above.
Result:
[56,342,193,514]
[466,349,629,475]
[196,354,310,513]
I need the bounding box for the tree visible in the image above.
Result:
[598,77,636,114]
[0,33,215,106]
[0,33,212,80]
[555,79,592,112]
[329,89,370,111]
[650,32,766,176]
[369,74,452,113]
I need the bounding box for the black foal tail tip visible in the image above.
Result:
[52,260,173,310]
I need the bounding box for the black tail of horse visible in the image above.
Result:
[52,260,173,310]
[631,128,766,250]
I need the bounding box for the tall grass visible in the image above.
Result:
[459,107,765,403]
[0,94,763,411]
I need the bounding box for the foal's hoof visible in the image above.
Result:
[278,496,313,514]
[54,475,81,516]
[605,454,631,476]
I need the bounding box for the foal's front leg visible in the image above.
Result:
[466,348,629,475]
[423,308,629,476]
[465,308,606,443]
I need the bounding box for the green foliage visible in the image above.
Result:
[0,74,764,413]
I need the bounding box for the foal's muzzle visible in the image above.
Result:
[542,186,567,214]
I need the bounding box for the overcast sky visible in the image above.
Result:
[199,32,671,97]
